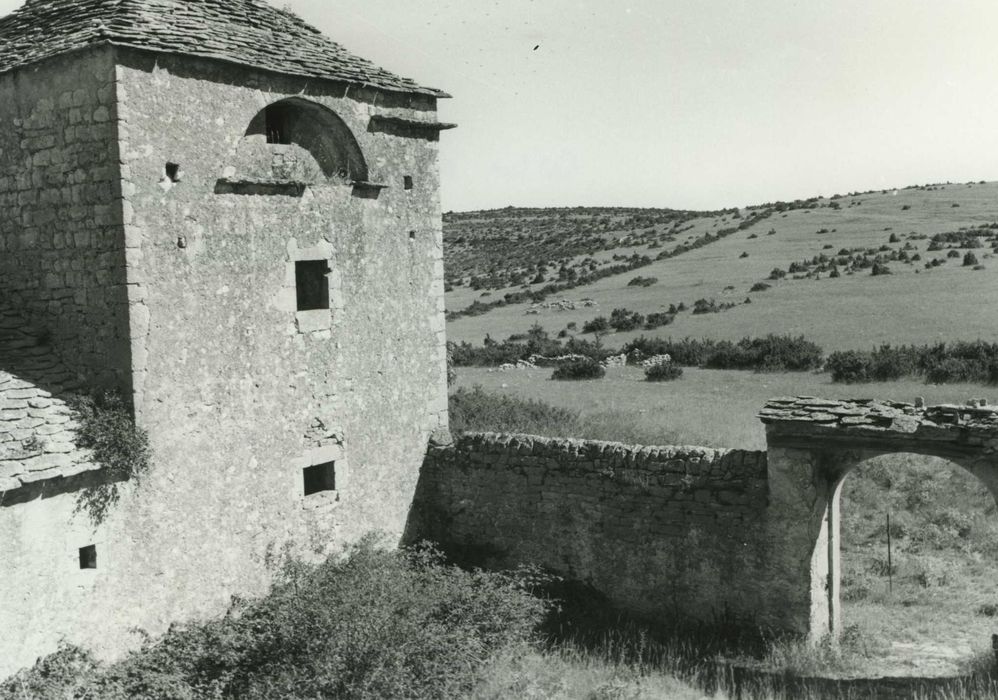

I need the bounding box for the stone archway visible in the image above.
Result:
[226,97,369,185]
[759,397,998,640]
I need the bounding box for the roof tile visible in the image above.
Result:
[0,0,445,97]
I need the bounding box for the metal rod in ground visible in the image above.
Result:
[887,511,894,595]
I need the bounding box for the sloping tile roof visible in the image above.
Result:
[0,0,446,97]
[0,311,98,495]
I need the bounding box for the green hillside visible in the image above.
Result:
[445,182,998,351]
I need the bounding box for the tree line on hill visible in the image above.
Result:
[451,328,998,385]
[446,207,777,321]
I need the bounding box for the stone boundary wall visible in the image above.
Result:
[411,432,772,627]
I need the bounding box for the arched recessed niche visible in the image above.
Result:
[219,98,372,194]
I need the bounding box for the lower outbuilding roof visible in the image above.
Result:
[0,311,97,497]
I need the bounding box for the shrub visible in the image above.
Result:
[868,344,919,381]
[749,282,771,292]
[623,334,822,372]
[826,341,998,384]
[69,392,149,482]
[768,268,786,280]
[826,351,872,383]
[0,645,101,699]
[964,251,979,266]
[702,335,823,372]
[692,298,735,315]
[609,308,645,332]
[450,333,561,367]
[69,392,150,524]
[871,262,891,276]
[644,362,683,382]
[581,316,610,334]
[2,541,550,699]
[926,357,980,383]
[627,276,658,287]
[643,312,675,330]
[551,359,605,381]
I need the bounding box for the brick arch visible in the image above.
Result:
[761,398,998,640]
[228,97,369,184]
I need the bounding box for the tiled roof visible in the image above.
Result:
[0,0,446,97]
[0,311,97,496]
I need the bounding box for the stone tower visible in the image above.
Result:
[0,0,451,675]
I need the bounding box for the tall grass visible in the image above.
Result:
[449,386,680,445]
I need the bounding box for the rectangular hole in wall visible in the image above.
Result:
[79,545,97,570]
[295,260,330,311]
[403,175,413,190]
[266,104,292,144]
[303,461,336,496]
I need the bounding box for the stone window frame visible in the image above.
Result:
[276,239,343,335]
[294,443,347,511]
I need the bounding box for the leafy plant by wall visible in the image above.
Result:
[69,391,150,524]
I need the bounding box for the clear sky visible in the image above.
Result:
[3,0,998,212]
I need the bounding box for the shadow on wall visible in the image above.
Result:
[403,431,775,632]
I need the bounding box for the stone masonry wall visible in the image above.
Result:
[412,433,772,626]
[0,48,130,391]
[0,48,449,676]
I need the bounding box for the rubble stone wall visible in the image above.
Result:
[411,432,773,626]
[0,48,130,391]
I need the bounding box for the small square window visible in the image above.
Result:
[303,461,336,496]
[403,175,413,190]
[79,545,97,570]
[165,162,182,183]
[266,104,292,145]
[296,260,330,311]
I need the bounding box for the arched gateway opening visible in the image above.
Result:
[836,452,998,672]
[759,398,998,646]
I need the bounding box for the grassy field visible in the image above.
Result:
[447,182,998,350]
[453,366,995,449]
